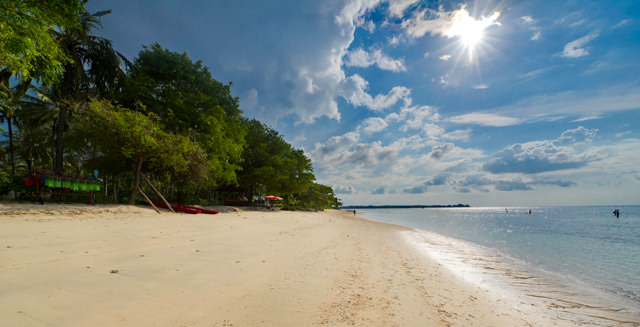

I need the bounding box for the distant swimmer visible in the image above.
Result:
[613,209,620,218]
[528,209,532,215]
[505,208,508,214]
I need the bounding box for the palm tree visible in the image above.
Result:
[0,74,31,176]
[52,6,129,174]
[14,85,61,172]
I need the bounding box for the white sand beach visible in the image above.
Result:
[0,203,569,326]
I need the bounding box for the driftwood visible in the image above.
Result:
[141,173,175,213]
[138,187,161,214]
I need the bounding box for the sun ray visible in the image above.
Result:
[446,7,501,61]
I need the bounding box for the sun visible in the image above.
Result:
[450,11,484,48]
[446,7,501,58]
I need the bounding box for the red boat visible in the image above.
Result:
[151,201,218,214]
[151,201,200,214]
[188,206,219,215]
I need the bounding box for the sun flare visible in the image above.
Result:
[447,7,501,58]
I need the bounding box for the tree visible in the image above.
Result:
[52,5,128,173]
[14,85,61,172]
[76,100,207,204]
[0,76,30,176]
[0,0,83,88]
[237,119,287,203]
[236,118,315,204]
[122,44,245,190]
[296,183,342,210]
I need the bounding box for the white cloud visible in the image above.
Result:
[484,127,600,174]
[339,74,411,111]
[388,35,401,46]
[442,129,472,141]
[569,19,585,27]
[439,54,452,61]
[244,88,260,112]
[359,117,388,134]
[344,48,407,72]
[449,113,521,127]
[387,0,418,18]
[489,85,640,121]
[531,30,541,40]
[561,32,599,58]
[388,104,442,137]
[423,51,430,58]
[472,84,488,89]
[430,143,455,160]
[615,131,631,138]
[312,132,360,162]
[400,6,500,40]
[612,19,631,29]
[334,184,356,194]
[520,15,541,40]
[364,20,376,33]
[518,66,560,80]
[313,139,400,171]
[571,114,602,122]
[521,16,534,24]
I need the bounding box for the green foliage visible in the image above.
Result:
[237,119,316,203]
[77,100,207,184]
[52,5,128,173]
[0,0,83,85]
[0,4,339,207]
[123,44,245,187]
[289,183,342,211]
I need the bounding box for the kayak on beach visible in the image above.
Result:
[150,201,219,215]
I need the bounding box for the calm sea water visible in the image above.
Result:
[358,206,640,326]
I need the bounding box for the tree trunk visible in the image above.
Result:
[7,116,15,176]
[128,156,144,205]
[53,103,67,174]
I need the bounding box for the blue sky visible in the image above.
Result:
[86,0,640,206]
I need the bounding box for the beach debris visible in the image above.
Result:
[110,269,119,274]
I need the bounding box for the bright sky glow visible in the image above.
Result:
[447,7,500,52]
[87,0,640,206]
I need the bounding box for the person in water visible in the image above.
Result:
[613,209,620,218]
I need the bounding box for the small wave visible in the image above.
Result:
[400,229,640,326]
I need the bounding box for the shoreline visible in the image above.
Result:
[358,207,640,326]
[1,203,573,326]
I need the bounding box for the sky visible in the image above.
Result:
[86,0,640,206]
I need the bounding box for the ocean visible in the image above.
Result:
[357,206,640,326]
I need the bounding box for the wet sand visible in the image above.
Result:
[0,203,570,326]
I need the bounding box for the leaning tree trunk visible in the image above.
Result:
[128,156,144,205]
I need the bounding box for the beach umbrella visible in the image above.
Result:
[265,195,283,201]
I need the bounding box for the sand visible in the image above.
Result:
[0,202,567,326]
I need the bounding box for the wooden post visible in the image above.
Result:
[141,173,175,213]
[138,187,161,214]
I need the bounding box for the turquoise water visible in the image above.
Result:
[358,206,640,326]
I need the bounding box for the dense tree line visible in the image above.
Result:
[0,1,341,210]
